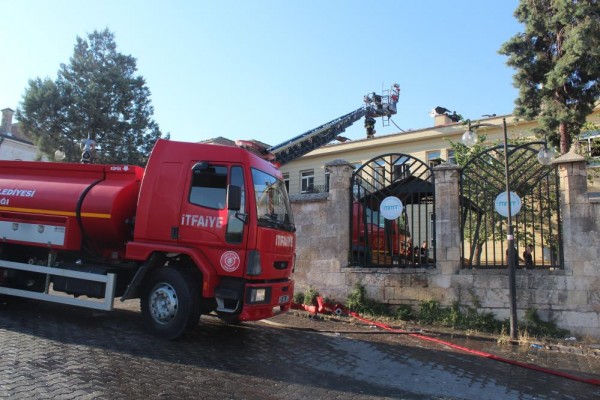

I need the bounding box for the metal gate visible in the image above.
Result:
[460,142,562,269]
[349,153,435,268]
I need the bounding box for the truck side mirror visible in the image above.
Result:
[227,185,242,211]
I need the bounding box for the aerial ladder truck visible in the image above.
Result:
[0,84,400,340]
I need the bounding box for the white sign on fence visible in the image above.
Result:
[380,196,404,220]
[494,191,522,217]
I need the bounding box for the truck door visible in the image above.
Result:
[135,162,184,244]
[178,162,247,277]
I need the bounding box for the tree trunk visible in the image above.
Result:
[474,242,483,267]
[559,121,569,154]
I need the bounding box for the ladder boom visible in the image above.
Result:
[238,83,400,167]
[269,108,367,166]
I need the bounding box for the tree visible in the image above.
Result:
[499,0,600,154]
[16,29,167,165]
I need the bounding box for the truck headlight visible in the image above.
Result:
[250,288,266,303]
[246,287,271,304]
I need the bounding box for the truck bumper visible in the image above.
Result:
[238,280,294,321]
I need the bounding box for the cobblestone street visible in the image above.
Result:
[1,297,598,399]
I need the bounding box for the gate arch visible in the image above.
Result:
[460,141,563,269]
[349,153,435,268]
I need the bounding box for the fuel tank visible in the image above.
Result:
[0,160,143,252]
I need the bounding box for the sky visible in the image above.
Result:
[0,0,524,147]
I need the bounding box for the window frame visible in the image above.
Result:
[300,169,315,193]
[446,149,456,164]
[426,150,442,168]
[283,173,290,193]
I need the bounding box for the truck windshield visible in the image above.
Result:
[364,206,385,228]
[363,205,410,235]
[252,168,295,232]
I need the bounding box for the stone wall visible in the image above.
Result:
[290,153,600,338]
[289,160,353,301]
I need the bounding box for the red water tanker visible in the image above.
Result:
[0,161,142,253]
[0,139,296,340]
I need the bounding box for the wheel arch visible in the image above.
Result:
[126,242,217,297]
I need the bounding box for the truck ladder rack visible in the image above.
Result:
[266,84,400,166]
[269,108,367,166]
[0,259,116,311]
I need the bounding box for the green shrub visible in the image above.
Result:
[394,304,415,321]
[293,291,305,304]
[468,309,504,332]
[345,283,389,316]
[303,287,319,306]
[521,308,569,338]
[417,300,444,324]
[416,300,505,333]
[345,283,367,311]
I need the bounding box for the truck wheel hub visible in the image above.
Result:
[149,283,178,324]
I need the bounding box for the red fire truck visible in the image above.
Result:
[0,139,295,339]
[351,202,412,266]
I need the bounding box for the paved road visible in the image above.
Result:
[0,297,598,399]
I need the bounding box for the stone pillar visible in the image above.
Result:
[325,159,354,268]
[553,150,593,274]
[554,150,589,205]
[433,162,462,275]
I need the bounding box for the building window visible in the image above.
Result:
[351,162,364,196]
[426,150,442,167]
[325,170,330,192]
[283,173,290,193]
[393,156,410,180]
[373,160,385,189]
[301,170,314,193]
[446,149,456,164]
[578,134,600,158]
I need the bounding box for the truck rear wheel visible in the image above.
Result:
[140,266,200,340]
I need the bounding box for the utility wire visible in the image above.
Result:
[390,118,405,132]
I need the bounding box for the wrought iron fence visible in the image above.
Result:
[349,153,435,268]
[460,142,562,269]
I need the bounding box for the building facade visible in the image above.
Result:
[280,110,600,196]
[0,108,44,161]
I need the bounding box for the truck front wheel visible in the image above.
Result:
[140,267,200,340]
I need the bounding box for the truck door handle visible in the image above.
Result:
[171,227,179,239]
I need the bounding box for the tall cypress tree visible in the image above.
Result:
[499,0,600,154]
[17,29,167,165]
